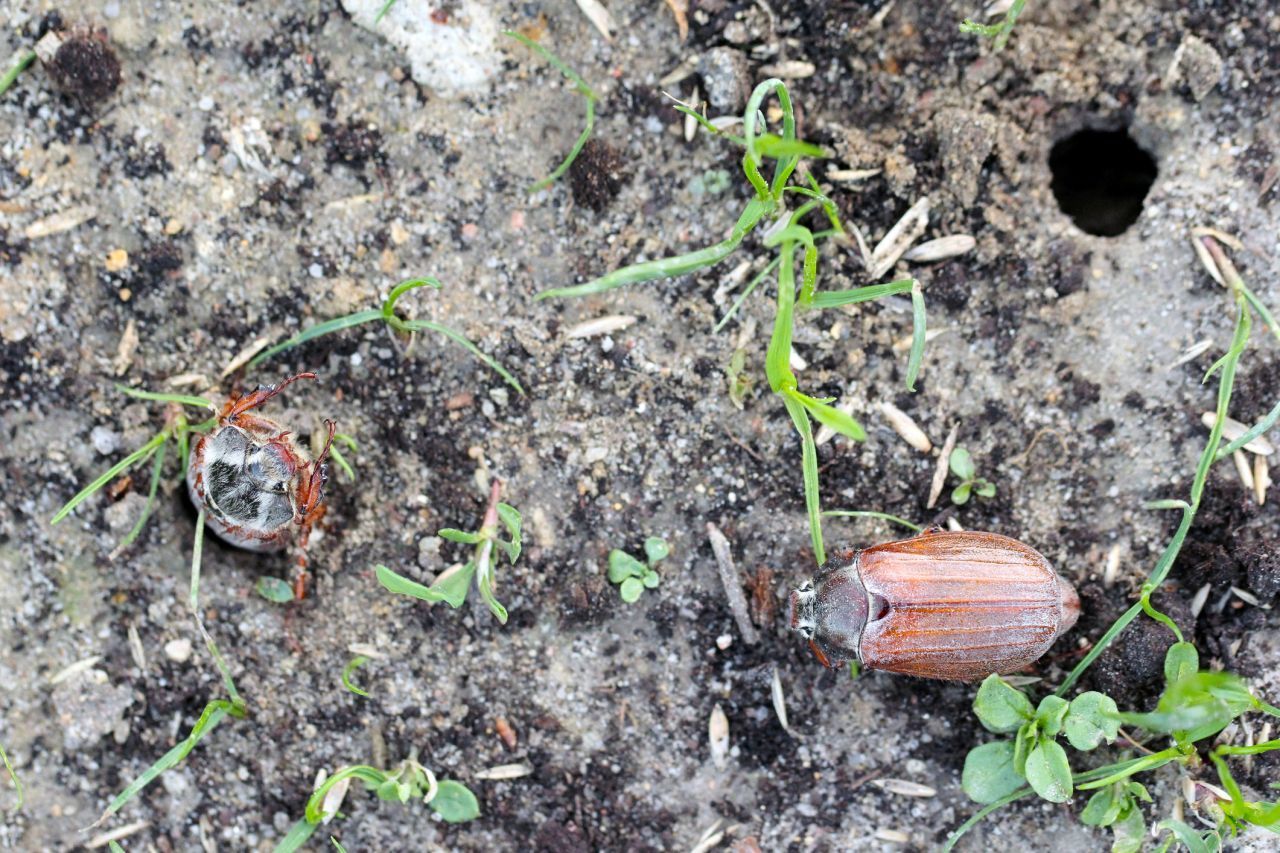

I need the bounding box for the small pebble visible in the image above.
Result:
[164,638,193,663]
[308,263,324,279]
[716,634,733,650]
[90,425,120,455]
[197,96,215,111]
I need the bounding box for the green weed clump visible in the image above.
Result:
[377,479,521,623]
[946,233,1280,850]
[608,536,670,602]
[539,79,926,566]
[960,0,1027,50]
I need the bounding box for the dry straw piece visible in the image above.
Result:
[877,401,932,452]
[1201,412,1275,456]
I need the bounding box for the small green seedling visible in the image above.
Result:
[959,0,1027,50]
[248,276,523,394]
[0,739,20,811]
[327,432,358,482]
[724,348,752,409]
[539,79,929,567]
[505,31,599,192]
[948,447,996,505]
[608,537,669,603]
[341,656,371,697]
[0,48,35,97]
[275,756,478,852]
[376,480,521,623]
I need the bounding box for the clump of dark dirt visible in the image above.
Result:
[325,118,385,169]
[47,30,122,103]
[134,240,185,289]
[569,138,627,211]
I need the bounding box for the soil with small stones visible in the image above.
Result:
[1,2,1278,851]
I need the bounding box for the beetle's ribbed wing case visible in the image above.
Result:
[857,531,1064,680]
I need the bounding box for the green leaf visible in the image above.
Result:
[476,566,508,625]
[951,482,972,505]
[1013,722,1036,776]
[376,778,412,803]
[641,570,661,589]
[1081,786,1122,827]
[790,390,866,441]
[430,780,480,823]
[1126,781,1152,803]
[608,550,647,583]
[905,279,926,392]
[1119,672,1258,739]
[341,656,371,697]
[1024,738,1073,803]
[1064,692,1120,751]
[275,818,320,853]
[375,563,476,609]
[497,503,522,564]
[950,447,976,480]
[1111,804,1146,853]
[619,577,644,603]
[438,528,484,544]
[1164,642,1200,686]
[973,674,1035,734]
[1155,819,1212,853]
[1035,695,1070,737]
[974,480,997,498]
[255,576,295,603]
[643,536,670,565]
[961,741,1025,805]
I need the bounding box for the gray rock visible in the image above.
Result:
[698,48,753,115]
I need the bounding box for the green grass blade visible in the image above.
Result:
[115,440,168,551]
[714,256,781,332]
[305,766,389,823]
[399,319,525,395]
[905,280,927,392]
[529,97,595,192]
[538,198,772,299]
[94,699,239,826]
[504,31,598,100]
[782,395,824,566]
[1243,286,1280,344]
[328,445,355,482]
[373,0,397,23]
[1215,398,1280,460]
[189,509,244,707]
[765,243,798,392]
[274,819,320,853]
[789,389,866,441]
[342,656,371,697]
[0,48,35,97]
[50,432,167,524]
[823,510,923,532]
[115,386,215,410]
[382,277,443,318]
[941,787,1033,852]
[0,739,21,811]
[807,279,914,309]
[248,310,384,368]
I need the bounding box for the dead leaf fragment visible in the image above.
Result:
[665,0,689,40]
[575,0,615,41]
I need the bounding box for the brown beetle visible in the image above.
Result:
[788,530,1080,680]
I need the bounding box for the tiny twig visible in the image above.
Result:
[706,522,760,644]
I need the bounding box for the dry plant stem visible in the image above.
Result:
[706,522,760,644]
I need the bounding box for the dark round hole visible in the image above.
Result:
[1049,128,1158,237]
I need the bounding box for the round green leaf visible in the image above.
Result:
[1080,786,1121,827]
[643,537,670,565]
[1024,738,1073,803]
[429,780,480,823]
[950,447,976,479]
[608,550,646,583]
[1063,691,1120,751]
[951,482,972,505]
[641,570,661,589]
[975,480,996,498]
[255,576,295,603]
[619,577,644,603]
[961,740,1025,805]
[973,674,1035,734]
[1164,642,1199,686]
[1035,695,1069,737]
[1110,804,1145,853]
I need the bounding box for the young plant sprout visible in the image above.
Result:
[505,30,599,192]
[945,232,1280,849]
[248,276,524,395]
[538,79,927,566]
[960,0,1028,50]
[948,447,996,505]
[276,755,479,852]
[376,479,521,623]
[608,536,670,603]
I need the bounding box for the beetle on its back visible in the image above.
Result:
[789,530,1080,680]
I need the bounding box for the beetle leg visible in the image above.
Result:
[223,372,318,423]
[296,420,336,520]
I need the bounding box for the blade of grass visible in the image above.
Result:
[0,740,21,811]
[189,509,244,707]
[807,279,914,309]
[537,198,773,299]
[505,31,599,192]
[50,432,167,524]
[382,277,443,316]
[782,394,824,565]
[248,310,384,369]
[114,441,168,551]
[1215,398,1280,460]
[905,280,927,391]
[941,786,1033,851]
[115,386,215,410]
[274,819,320,853]
[342,656,370,697]
[823,510,923,532]
[373,0,397,23]
[0,48,35,97]
[399,319,525,395]
[714,256,781,332]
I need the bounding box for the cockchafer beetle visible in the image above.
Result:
[186,372,335,599]
[789,530,1080,680]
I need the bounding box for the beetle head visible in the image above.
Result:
[789,552,870,668]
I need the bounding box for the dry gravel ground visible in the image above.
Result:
[1,1,1278,851]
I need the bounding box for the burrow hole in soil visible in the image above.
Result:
[1049,128,1158,237]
